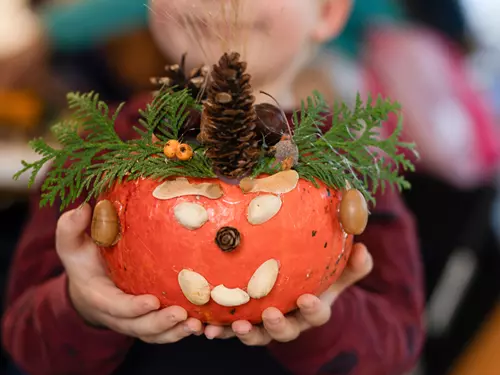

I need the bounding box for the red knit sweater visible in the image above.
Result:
[2,94,425,375]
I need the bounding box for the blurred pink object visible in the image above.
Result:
[363,25,500,188]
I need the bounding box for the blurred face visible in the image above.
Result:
[149,0,341,87]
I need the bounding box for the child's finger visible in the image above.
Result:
[140,318,202,344]
[85,276,160,318]
[262,308,301,343]
[55,204,92,254]
[232,320,272,346]
[296,294,331,328]
[334,243,373,291]
[321,243,373,305]
[204,325,235,340]
[110,306,189,338]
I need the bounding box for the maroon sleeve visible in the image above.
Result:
[267,189,425,375]
[1,189,134,375]
[1,93,152,375]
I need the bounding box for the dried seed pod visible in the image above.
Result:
[91,200,120,247]
[339,189,369,235]
[164,140,180,159]
[273,136,299,169]
[255,103,289,146]
[176,143,193,161]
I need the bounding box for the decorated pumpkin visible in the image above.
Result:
[15,51,416,325]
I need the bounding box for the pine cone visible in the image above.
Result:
[200,52,261,179]
[151,53,209,100]
[215,227,241,252]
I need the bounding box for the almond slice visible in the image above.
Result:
[153,178,223,200]
[240,170,299,194]
[247,259,280,299]
[174,202,209,230]
[211,285,250,307]
[247,195,282,225]
[178,269,211,305]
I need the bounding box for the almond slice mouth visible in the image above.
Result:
[178,269,211,305]
[211,285,250,307]
[179,262,280,307]
[247,259,280,299]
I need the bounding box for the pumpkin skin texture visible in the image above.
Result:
[98,176,353,325]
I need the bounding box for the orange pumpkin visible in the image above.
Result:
[98,175,353,325]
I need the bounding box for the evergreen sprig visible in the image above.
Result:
[13,88,215,210]
[291,91,417,203]
[14,85,416,211]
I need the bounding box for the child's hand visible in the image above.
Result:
[204,243,373,344]
[55,203,203,343]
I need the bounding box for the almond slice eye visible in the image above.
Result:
[247,195,282,225]
[174,202,209,230]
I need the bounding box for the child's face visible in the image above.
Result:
[149,0,349,87]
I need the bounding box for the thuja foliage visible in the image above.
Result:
[14,87,416,210]
[293,91,417,203]
[14,89,215,209]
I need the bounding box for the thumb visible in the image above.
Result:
[321,243,373,304]
[333,243,373,292]
[56,203,93,255]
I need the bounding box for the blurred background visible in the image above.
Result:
[0,1,499,374]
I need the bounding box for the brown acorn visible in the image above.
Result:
[91,200,120,247]
[339,189,369,235]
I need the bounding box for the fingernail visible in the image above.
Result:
[266,317,281,325]
[236,328,250,335]
[143,301,157,311]
[166,314,178,323]
[365,252,373,266]
[300,299,316,310]
[183,324,195,333]
[298,302,312,311]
